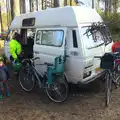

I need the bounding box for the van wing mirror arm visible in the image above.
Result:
[66,55,70,57]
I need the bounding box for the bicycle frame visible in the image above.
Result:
[114,59,120,70]
[94,53,120,107]
[30,63,46,88]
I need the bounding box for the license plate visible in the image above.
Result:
[95,67,103,72]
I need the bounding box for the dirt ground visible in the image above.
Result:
[1,49,120,120]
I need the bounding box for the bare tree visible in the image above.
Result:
[0,5,2,33]
[36,0,38,11]
[10,0,20,20]
[105,0,113,13]
[54,0,60,7]
[30,0,34,12]
[112,0,119,13]
[64,0,67,6]
[92,0,94,8]
[20,0,26,13]
[6,0,11,28]
[105,0,109,13]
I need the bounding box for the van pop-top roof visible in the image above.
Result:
[10,6,103,30]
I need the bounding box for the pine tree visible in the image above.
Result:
[10,0,20,20]
[54,0,59,7]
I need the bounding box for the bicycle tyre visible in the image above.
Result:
[46,74,69,103]
[105,71,112,107]
[18,66,35,92]
[115,64,120,86]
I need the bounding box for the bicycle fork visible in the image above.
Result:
[32,69,43,88]
[33,69,48,89]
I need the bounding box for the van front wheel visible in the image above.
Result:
[46,75,69,103]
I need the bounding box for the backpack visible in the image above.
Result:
[100,53,114,69]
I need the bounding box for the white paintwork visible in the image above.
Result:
[6,6,112,84]
[10,6,102,30]
[34,27,67,75]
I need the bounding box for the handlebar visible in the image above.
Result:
[22,57,53,67]
[113,52,119,55]
[94,52,120,60]
[44,62,53,66]
[31,57,40,61]
[22,57,40,64]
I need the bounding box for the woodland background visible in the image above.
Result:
[0,0,120,42]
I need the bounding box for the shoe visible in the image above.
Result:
[0,95,4,100]
[6,92,11,97]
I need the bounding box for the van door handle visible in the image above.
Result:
[34,51,39,54]
[66,55,70,57]
[70,51,79,56]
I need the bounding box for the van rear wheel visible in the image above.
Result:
[46,75,69,103]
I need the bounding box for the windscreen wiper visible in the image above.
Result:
[88,43,104,49]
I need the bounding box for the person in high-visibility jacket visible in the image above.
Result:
[9,32,22,62]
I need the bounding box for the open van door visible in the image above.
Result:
[33,27,67,74]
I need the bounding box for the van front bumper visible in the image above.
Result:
[77,70,106,85]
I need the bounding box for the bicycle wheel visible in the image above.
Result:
[18,66,35,92]
[115,64,120,86]
[105,71,112,107]
[46,75,69,103]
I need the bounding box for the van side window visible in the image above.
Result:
[72,30,78,48]
[36,30,64,47]
[36,31,42,44]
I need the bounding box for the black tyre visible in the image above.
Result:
[115,64,120,86]
[46,75,69,103]
[105,71,112,107]
[18,66,35,92]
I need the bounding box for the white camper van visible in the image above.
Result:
[4,6,113,84]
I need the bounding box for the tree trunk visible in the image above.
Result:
[30,0,37,12]
[64,0,67,6]
[54,0,60,7]
[6,0,11,28]
[10,0,20,20]
[42,0,44,9]
[0,0,8,31]
[108,0,112,12]
[36,0,38,11]
[20,0,26,13]
[105,0,109,14]
[59,0,64,6]
[0,5,2,33]
[92,0,94,8]
[113,0,119,13]
[70,0,72,6]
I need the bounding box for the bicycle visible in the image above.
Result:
[18,56,69,103]
[94,52,120,107]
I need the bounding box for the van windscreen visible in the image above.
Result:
[82,27,104,49]
[83,22,112,46]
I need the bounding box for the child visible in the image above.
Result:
[0,56,10,100]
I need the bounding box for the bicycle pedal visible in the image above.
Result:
[39,84,43,88]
